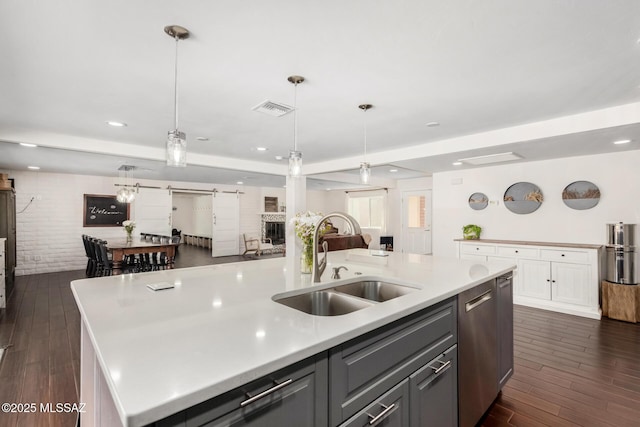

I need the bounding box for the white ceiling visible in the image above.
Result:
[1,0,640,187]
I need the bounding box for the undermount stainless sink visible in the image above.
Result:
[274,280,418,316]
[275,290,373,316]
[334,281,416,302]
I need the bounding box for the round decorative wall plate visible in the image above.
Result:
[468,192,488,210]
[504,182,543,214]
[562,181,600,210]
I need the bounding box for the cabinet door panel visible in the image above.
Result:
[518,259,551,300]
[551,263,591,306]
[409,346,457,427]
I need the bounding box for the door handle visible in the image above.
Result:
[429,358,452,375]
[367,403,396,425]
[239,379,293,407]
[465,289,492,312]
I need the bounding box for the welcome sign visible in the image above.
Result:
[83,194,130,227]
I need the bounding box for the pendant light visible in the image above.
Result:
[164,25,190,167]
[358,104,373,184]
[116,165,136,203]
[287,75,305,177]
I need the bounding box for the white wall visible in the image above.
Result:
[171,193,194,233]
[432,150,640,257]
[193,195,213,236]
[0,169,274,275]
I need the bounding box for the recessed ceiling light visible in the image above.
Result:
[275,155,284,160]
[389,169,398,173]
[326,188,332,191]
[106,121,127,127]
[28,166,40,170]
[236,181,243,185]
[19,142,38,148]
[426,121,440,127]
[195,137,209,141]
[256,147,268,152]
[613,139,631,145]
[452,162,462,166]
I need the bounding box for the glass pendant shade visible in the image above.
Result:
[116,187,135,204]
[360,162,371,184]
[167,130,187,167]
[288,150,303,178]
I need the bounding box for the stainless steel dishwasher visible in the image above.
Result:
[458,279,498,427]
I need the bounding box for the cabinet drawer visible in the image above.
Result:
[461,244,496,255]
[329,299,456,425]
[496,246,537,258]
[181,353,328,427]
[339,379,409,427]
[540,249,588,264]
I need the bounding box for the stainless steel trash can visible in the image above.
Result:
[605,223,637,285]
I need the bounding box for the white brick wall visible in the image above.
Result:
[0,170,295,276]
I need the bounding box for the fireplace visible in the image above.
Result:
[260,213,286,252]
[265,221,285,245]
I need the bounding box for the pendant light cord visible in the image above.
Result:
[293,82,298,152]
[363,107,367,162]
[173,35,179,131]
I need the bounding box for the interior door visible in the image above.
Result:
[134,188,172,236]
[212,192,240,257]
[401,190,432,254]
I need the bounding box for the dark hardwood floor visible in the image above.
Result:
[0,244,638,427]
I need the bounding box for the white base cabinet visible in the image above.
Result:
[457,240,602,319]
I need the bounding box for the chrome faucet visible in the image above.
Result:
[312,212,362,283]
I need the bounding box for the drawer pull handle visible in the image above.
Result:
[515,250,519,253]
[368,403,396,425]
[429,359,452,375]
[240,378,293,407]
[561,254,565,257]
[465,289,492,312]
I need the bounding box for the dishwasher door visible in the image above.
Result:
[458,279,498,427]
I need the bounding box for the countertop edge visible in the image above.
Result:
[454,238,603,249]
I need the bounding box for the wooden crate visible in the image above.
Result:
[602,280,640,323]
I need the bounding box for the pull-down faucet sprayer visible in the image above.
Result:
[311,212,362,283]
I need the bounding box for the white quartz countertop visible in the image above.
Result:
[71,249,515,427]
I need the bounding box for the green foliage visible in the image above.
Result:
[462,224,482,239]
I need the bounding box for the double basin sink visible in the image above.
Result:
[274,280,417,316]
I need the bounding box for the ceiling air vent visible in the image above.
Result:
[252,100,294,117]
[458,152,523,165]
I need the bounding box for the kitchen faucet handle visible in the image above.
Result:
[331,266,348,279]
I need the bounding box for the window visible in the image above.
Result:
[406,195,426,229]
[347,191,386,229]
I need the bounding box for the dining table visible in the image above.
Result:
[106,239,178,275]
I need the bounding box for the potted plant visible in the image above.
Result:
[462,224,482,240]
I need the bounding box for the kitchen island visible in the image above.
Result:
[71,249,515,427]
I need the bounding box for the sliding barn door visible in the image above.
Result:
[212,192,240,257]
[134,188,172,237]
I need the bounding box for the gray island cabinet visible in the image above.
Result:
[72,250,515,427]
[151,298,458,427]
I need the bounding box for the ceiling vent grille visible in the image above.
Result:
[458,152,522,165]
[252,100,294,117]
